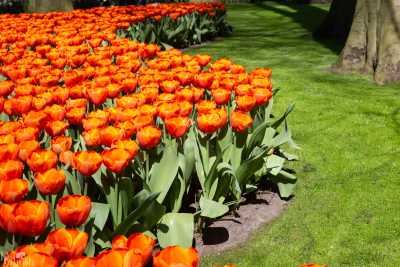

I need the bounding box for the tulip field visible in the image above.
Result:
[0,2,299,267]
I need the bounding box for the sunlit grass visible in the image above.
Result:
[188,2,400,266]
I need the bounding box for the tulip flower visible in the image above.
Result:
[45,120,69,137]
[230,111,253,133]
[64,256,96,267]
[14,242,54,257]
[0,178,29,203]
[100,126,125,147]
[111,140,139,160]
[196,100,216,114]
[137,126,161,150]
[0,160,24,180]
[46,228,89,261]
[127,233,156,264]
[95,249,144,267]
[34,168,66,195]
[235,95,256,112]
[3,252,58,267]
[112,235,128,249]
[252,87,272,106]
[18,140,40,162]
[165,116,191,138]
[13,200,50,236]
[195,72,214,89]
[56,195,92,227]
[153,246,199,267]
[212,88,231,105]
[102,148,132,173]
[0,143,19,162]
[51,136,72,154]
[73,151,103,176]
[14,126,39,143]
[158,102,181,120]
[27,150,58,173]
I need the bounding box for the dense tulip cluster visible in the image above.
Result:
[3,232,200,267]
[0,2,278,267]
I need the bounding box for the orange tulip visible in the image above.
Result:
[0,178,29,203]
[100,126,125,147]
[196,100,216,114]
[0,134,15,144]
[195,54,211,67]
[11,95,32,114]
[153,246,199,267]
[212,89,231,105]
[45,120,69,137]
[0,160,24,180]
[0,121,22,136]
[14,242,54,257]
[3,252,58,267]
[158,102,180,120]
[161,80,180,93]
[14,200,50,236]
[194,72,214,88]
[82,117,108,131]
[235,95,256,112]
[45,104,66,121]
[102,148,132,173]
[46,228,88,262]
[299,265,327,267]
[66,107,86,125]
[252,87,272,106]
[111,140,139,160]
[0,203,17,233]
[95,249,143,267]
[59,150,74,166]
[18,140,40,162]
[0,80,14,97]
[27,150,58,173]
[14,126,39,143]
[197,109,225,134]
[127,233,156,264]
[87,86,108,105]
[132,115,154,133]
[112,235,128,249]
[82,129,102,147]
[165,116,191,138]
[23,110,48,128]
[235,84,252,96]
[34,168,66,195]
[230,111,253,133]
[137,126,161,150]
[64,257,96,267]
[51,136,72,154]
[56,195,92,227]
[0,143,19,162]
[73,151,103,176]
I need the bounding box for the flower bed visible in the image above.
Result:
[0,3,297,266]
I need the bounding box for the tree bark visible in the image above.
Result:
[24,0,73,13]
[314,0,357,39]
[334,0,400,84]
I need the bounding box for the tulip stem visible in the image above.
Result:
[48,195,55,226]
[144,150,149,183]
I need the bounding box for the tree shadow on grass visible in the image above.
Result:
[252,1,344,54]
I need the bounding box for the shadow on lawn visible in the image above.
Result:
[252,1,344,54]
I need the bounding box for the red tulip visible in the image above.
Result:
[64,257,96,267]
[0,160,24,180]
[14,200,50,236]
[95,249,143,267]
[127,233,156,264]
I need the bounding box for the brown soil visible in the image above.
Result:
[195,191,287,256]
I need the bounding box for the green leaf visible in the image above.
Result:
[235,148,267,187]
[200,196,229,219]
[266,154,285,176]
[149,140,179,203]
[262,127,277,147]
[118,177,135,218]
[277,182,296,198]
[64,169,81,195]
[90,202,110,230]
[244,120,270,157]
[157,213,194,249]
[114,192,159,235]
[272,103,295,128]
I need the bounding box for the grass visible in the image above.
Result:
[187,2,400,267]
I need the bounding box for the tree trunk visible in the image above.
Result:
[334,0,400,84]
[314,0,357,39]
[24,0,73,13]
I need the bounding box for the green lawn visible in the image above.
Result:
[188,2,400,267]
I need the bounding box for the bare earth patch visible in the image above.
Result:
[196,191,287,256]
